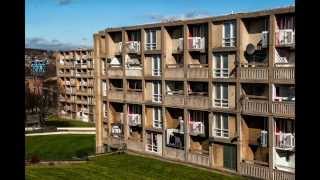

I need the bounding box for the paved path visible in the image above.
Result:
[26,131,95,136]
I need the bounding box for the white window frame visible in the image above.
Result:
[145,30,157,50]
[222,22,236,47]
[152,81,162,103]
[214,84,229,108]
[151,55,161,76]
[213,54,229,78]
[153,107,162,129]
[213,114,229,138]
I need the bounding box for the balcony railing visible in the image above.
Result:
[164,94,184,107]
[165,147,185,161]
[126,41,140,53]
[107,67,123,77]
[127,139,143,152]
[172,38,183,52]
[126,90,143,102]
[125,66,143,77]
[127,114,142,126]
[273,67,295,81]
[240,67,268,81]
[240,162,295,180]
[241,99,269,114]
[275,132,295,150]
[107,89,124,101]
[187,64,209,79]
[165,64,184,79]
[271,101,295,117]
[188,37,205,50]
[187,152,210,167]
[186,94,209,109]
[152,94,162,103]
[189,121,205,136]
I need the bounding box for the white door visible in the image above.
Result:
[146,30,156,50]
[152,81,161,102]
[214,84,228,108]
[152,55,161,76]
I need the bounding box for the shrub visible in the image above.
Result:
[30,155,40,164]
[75,150,89,159]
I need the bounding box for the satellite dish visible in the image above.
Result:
[246,43,256,55]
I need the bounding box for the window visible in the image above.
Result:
[153,107,162,129]
[223,22,236,47]
[152,81,161,103]
[146,30,156,50]
[146,132,162,153]
[189,111,206,135]
[214,84,228,107]
[213,114,229,138]
[128,104,141,114]
[151,55,161,76]
[214,54,229,78]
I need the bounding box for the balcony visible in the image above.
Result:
[107,67,123,77]
[271,101,295,117]
[240,66,268,81]
[107,88,124,101]
[164,94,184,107]
[127,114,142,126]
[187,64,209,79]
[186,94,209,110]
[126,90,143,103]
[239,162,295,180]
[275,132,295,151]
[241,99,269,115]
[115,42,123,54]
[127,139,143,152]
[187,152,210,167]
[165,64,184,79]
[125,41,140,53]
[189,121,205,136]
[164,146,185,161]
[172,38,183,53]
[188,37,205,51]
[125,67,143,77]
[273,67,295,82]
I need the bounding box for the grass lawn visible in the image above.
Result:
[26,134,95,161]
[26,153,245,180]
[45,115,95,127]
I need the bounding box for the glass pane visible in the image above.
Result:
[216,56,221,69]
[152,31,156,44]
[224,23,230,38]
[216,115,221,129]
[223,115,228,130]
[216,85,221,99]
[146,31,150,43]
[223,85,228,99]
[223,55,228,69]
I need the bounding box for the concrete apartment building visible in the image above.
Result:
[93,6,295,180]
[55,49,96,122]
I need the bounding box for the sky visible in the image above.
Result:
[25,0,295,50]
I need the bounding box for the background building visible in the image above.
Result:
[94,6,295,180]
[55,49,95,122]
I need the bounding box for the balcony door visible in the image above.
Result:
[153,107,162,129]
[146,132,162,153]
[223,145,237,170]
[214,84,228,108]
[152,81,161,103]
[213,54,229,78]
[223,22,236,47]
[152,55,161,76]
[146,30,156,50]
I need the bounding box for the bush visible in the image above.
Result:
[75,150,89,159]
[30,155,40,164]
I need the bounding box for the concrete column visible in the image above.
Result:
[142,104,147,152]
[208,112,214,167]
[94,34,104,153]
[236,18,242,171]
[268,14,276,170]
[184,108,189,161]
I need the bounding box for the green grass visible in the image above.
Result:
[26,134,95,161]
[45,115,95,127]
[26,153,245,180]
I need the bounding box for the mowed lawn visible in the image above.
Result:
[26,153,245,180]
[26,134,95,160]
